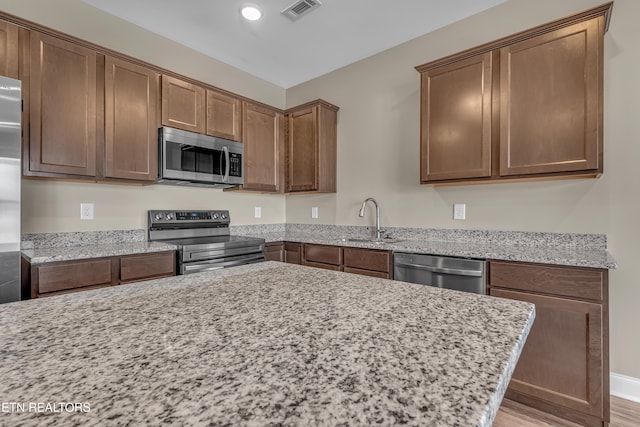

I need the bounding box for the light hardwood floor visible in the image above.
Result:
[494,397,640,427]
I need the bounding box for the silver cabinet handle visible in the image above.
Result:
[394,261,483,277]
[222,146,230,182]
[183,254,264,273]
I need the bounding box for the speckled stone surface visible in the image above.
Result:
[21,241,177,265]
[282,224,607,248]
[21,229,146,249]
[0,262,534,427]
[237,224,617,269]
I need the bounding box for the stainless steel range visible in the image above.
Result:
[148,210,265,275]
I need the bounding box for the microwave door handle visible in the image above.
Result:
[222,146,230,182]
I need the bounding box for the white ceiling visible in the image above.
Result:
[81,0,506,89]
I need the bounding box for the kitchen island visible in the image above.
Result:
[0,262,534,426]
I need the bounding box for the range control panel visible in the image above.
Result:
[148,210,230,226]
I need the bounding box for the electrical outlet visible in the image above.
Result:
[80,203,94,220]
[311,207,319,219]
[453,203,466,220]
[254,207,262,218]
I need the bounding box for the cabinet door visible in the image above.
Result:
[499,18,602,176]
[490,288,603,417]
[0,21,18,79]
[104,56,159,181]
[420,52,492,181]
[242,102,284,192]
[303,244,342,266]
[343,247,391,274]
[284,242,302,265]
[287,106,318,192]
[206,89,242,141]
[35,258,116,295]
[29,32,97,176]
[265,243,285,262]
[161,75,205,133]
[120,251,175,283]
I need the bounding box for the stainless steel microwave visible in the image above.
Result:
[158,127,243,188]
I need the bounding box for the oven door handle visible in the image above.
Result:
[394,261,483,277]
[182,254,264,274]
[221,146,230,182]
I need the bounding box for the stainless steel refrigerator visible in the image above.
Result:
[0,76,21,303]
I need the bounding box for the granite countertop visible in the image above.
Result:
[242,231,617,269]
[20,226,617,269]
[0,262,534,426]
[21,241,178,265]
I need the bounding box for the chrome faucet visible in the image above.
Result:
[358,198,382,240]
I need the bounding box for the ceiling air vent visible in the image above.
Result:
[281,0,322,21]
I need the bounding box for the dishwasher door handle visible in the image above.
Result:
[394,261,483,277]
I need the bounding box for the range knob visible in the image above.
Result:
[221,213,227,220]
[212,213,219,219]
[165,212,174,221]
[154,213,163,221]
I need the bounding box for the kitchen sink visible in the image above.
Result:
[337,238,404,244]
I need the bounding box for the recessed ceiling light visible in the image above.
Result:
[241,4,262,21]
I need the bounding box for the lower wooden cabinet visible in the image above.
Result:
[284,242,302,264]
[265,242,285,262]
[34,257,117,296]
[120,252,176,284]
[343,247,392,279]
[29,251,176,298]
[303,243,342,268]
[488,260,609,427]
[265,242,302,264]
[299,243,393,279]
[267,242,391,279]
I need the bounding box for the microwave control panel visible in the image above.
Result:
[229,153,242,177]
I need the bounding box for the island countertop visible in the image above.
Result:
[0,262,534,426]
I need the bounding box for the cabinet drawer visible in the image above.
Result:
[304,244,342,266]
[343,247,391,273]
[344,266,390,279]
[120,251,176,283]
[489,261,604,301]
[37,258,115,294]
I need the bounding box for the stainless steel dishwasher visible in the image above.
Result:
[393,253,486,294]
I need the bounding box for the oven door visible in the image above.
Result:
[181,253,265,274]
[159,127,243,185]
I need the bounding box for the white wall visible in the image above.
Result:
[286,0,640,380]
[21,180,285,233]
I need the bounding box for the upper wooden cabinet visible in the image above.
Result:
[27,32,97,177]
[161,75,205,134]
[286,100,338,193]
[416,4,610,185]
[500,19,601,176]
[103,56,159,182]
[206,89,242,141]
[242,101,284,192]
[420,52,493,181]
[6,13,338,191]
[161,76,243,142]
[0,21,18,79]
